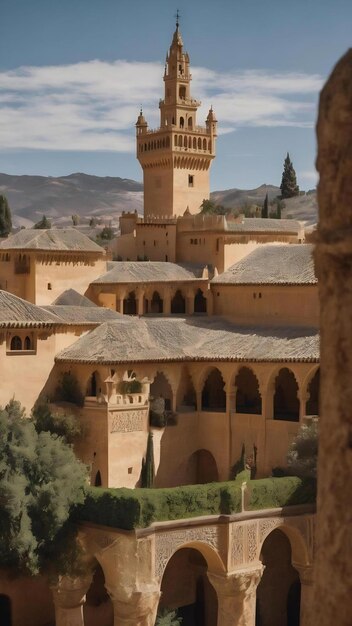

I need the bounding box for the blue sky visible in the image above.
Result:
[0,0,351,190]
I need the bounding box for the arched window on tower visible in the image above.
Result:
[193,137,197,149]
[180,116,184,129]
[174,135,178,146]
[188,117,193,129]
[179,86,186,99]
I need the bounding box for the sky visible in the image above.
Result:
[0,0,351,191]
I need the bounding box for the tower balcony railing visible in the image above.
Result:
[159,97,201,107]
[144,125,210,136]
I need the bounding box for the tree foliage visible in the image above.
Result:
[141,431,155,488]
[0,195,12,237]
[280,153,299,199]
[0,399,87,575]
[155,608,182,626]
[287,420,318,479]
[34,215,52,229]
[261,193,269,218]
[55,372,84,407]
[200,199,227,215]
[32,398,82,443]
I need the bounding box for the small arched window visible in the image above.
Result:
[10,336,22,350]
[179,86,186,99]
[24,336,31,350]
[180,116,184,129]
[188,117,193,129]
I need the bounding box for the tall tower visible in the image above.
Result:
[136,18,217,219]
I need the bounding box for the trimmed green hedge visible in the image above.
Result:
[76,476,315,531]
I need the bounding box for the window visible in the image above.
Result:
[188,175,194,187]
[10,336,22,350]
[24,336,31,350]
[180,116,184,129]
[47,282,52,290]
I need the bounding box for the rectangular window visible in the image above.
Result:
[188,175,194,187]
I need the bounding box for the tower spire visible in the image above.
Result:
[175,8,180,29]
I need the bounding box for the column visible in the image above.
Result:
[136,288,145,316]
[186,289,195,315]
[295,564,314,626]
[117,289,126,314]
[109,587,160,626]
[298,388,308,421]
[51,574,92,626]
[163,288,171,315]
[208,566,264,626]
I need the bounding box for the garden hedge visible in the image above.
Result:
[76,475,315,531]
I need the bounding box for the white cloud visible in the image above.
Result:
[0,60,323,152]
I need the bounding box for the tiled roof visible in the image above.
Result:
[226,217,302,233]
[43,305,123,325]
[0,290,59,327]
[56,317,319,364]
[0,229,104,253]
[52,289,97,307]
[92,261,206,284]
[212,244,316,285]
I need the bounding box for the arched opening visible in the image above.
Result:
[235,367,262,414]
[178,135,183,147]
[193,137,197,149]
[177,368,196,411]
[198,137,202,149]
[186,449,219,484]
[184,135,188,147]
[201,368,226,412]
[123,291,137,315]
[203,138,207,150]
[159,548,218,626]
[150,291,163,314]
[0,595,12,626]
[10,336,22,350]
[179,86,186,99]
[273,368,300,422]
[180,116,185,129]
[24,336,31,350]
[150,372,173,412]
[208,140,212,151]
[194,288,207,314]
[171,290,186,314]
[306,368,320,416]
[87,371,102,398]
[256,529,301,626]
[174,135,178,146]
[188,136,192,148]
[84,563,113,626]
[94,470,102,487]
[188,117,193,129]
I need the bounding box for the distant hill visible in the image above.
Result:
[0,173,317,227]
[0,173,143,227]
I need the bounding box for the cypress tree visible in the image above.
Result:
[261,193,269,218]
[280,153,299,199]
[34,215,51,229]
[0,194,12,237]
[141,431,155,488]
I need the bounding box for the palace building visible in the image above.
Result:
[0,19,319,626]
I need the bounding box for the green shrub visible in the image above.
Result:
[155,608,182,625]
[119,379,142,394]
[76,476,314,530]
[55,372,84,407]
[287,420,318,479]
[150,410,167,428]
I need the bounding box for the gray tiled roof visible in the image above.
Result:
[43,305,123,325]
[0,229,105,253]
[92,261,206,284]
[52,289,97,307]
[55,317,319,364]
[226,218,301,233]
[212,244,316,285]
[0,290,60,327]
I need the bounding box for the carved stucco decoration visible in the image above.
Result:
[154,525,223,581]
[110,408,148,433]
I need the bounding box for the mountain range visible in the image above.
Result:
[0,173,317,227]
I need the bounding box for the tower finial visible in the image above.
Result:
[175,8,180,29]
